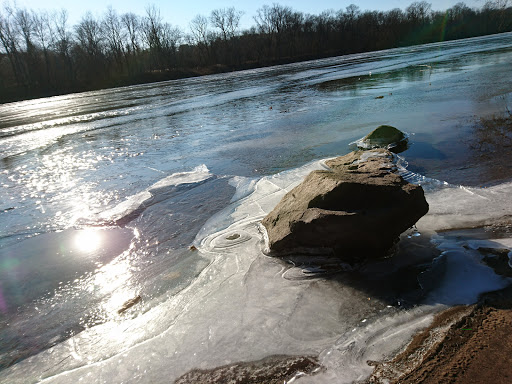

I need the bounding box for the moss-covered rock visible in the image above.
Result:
[360,125,407,151]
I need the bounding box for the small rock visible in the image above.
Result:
[175,355,320,384]
[357,125,408,153]
[362,125,405,147]
[225,233,240,241]
[117,295,142,314]
[480,249,512,277]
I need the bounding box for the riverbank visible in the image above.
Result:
[367,285,512,384]
[366,224,512,383]
[0,51,341,105]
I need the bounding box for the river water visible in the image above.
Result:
[1,33,512,383]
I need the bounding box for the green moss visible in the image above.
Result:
[364,125,405,143]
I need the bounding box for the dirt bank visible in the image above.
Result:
[367,285,512,383]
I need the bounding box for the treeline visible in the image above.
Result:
[0,1,511,103]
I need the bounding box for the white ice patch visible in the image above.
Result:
[196,160,328,243]
[417,180,512,232]
[228,176,258,203]
[97,164,211,223]
[395,155,452,191]
[150,164,210,189]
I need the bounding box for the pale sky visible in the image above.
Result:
[8,0,485,32]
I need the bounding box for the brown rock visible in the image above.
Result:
[117,295,142,314]
[174,355,320,384]
[261,149,429,260]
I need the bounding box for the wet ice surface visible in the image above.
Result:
[1,162,390,382]
[1,33,512,382]
[2,159,512,383]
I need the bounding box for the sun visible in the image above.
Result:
[74,228,103,253]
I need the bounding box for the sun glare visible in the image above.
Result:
[74,228,103,253]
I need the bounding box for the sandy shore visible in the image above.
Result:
[367,285,512,384]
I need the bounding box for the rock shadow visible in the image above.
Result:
[276,230,441,309]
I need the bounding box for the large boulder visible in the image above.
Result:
[261,149,429,260]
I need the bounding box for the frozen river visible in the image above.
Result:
[1,32,512,383]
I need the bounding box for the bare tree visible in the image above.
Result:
[13,8,33,51]
[406,1,432,24]
[121,12,141,54]
[189,14,210,63]
[75,12,104,57]
[74,11,106,84]
[451,2,471,15]
[119,12,142,73]
[254,4,294,59]
[381,8,405,46]
[161,22,182,67]
[484,0,510,9]
[0,4,25,85]
[345,4,361,24]
[49,9,75,87]
[209,7,244,64]
[53,9,72,59]
[140,5,182,70]
[141,4,165,69]
[254,5,272,35]
[32,10,53,84]
[189,14,209,45]
[210,7,243,41]
[102,6,125,67]
[484,0,511,31]
[33,11,51,52]
[254,4,294,35]
[226,8,244,38]
[142,5,162,52]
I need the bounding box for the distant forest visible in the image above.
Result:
[0,1,511,103]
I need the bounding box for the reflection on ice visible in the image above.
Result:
[3,160,382,383]
[2,154,512,384]
[73,229,103,253]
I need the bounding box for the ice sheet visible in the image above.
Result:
[96,165,212,225]
[2,159,511,384]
